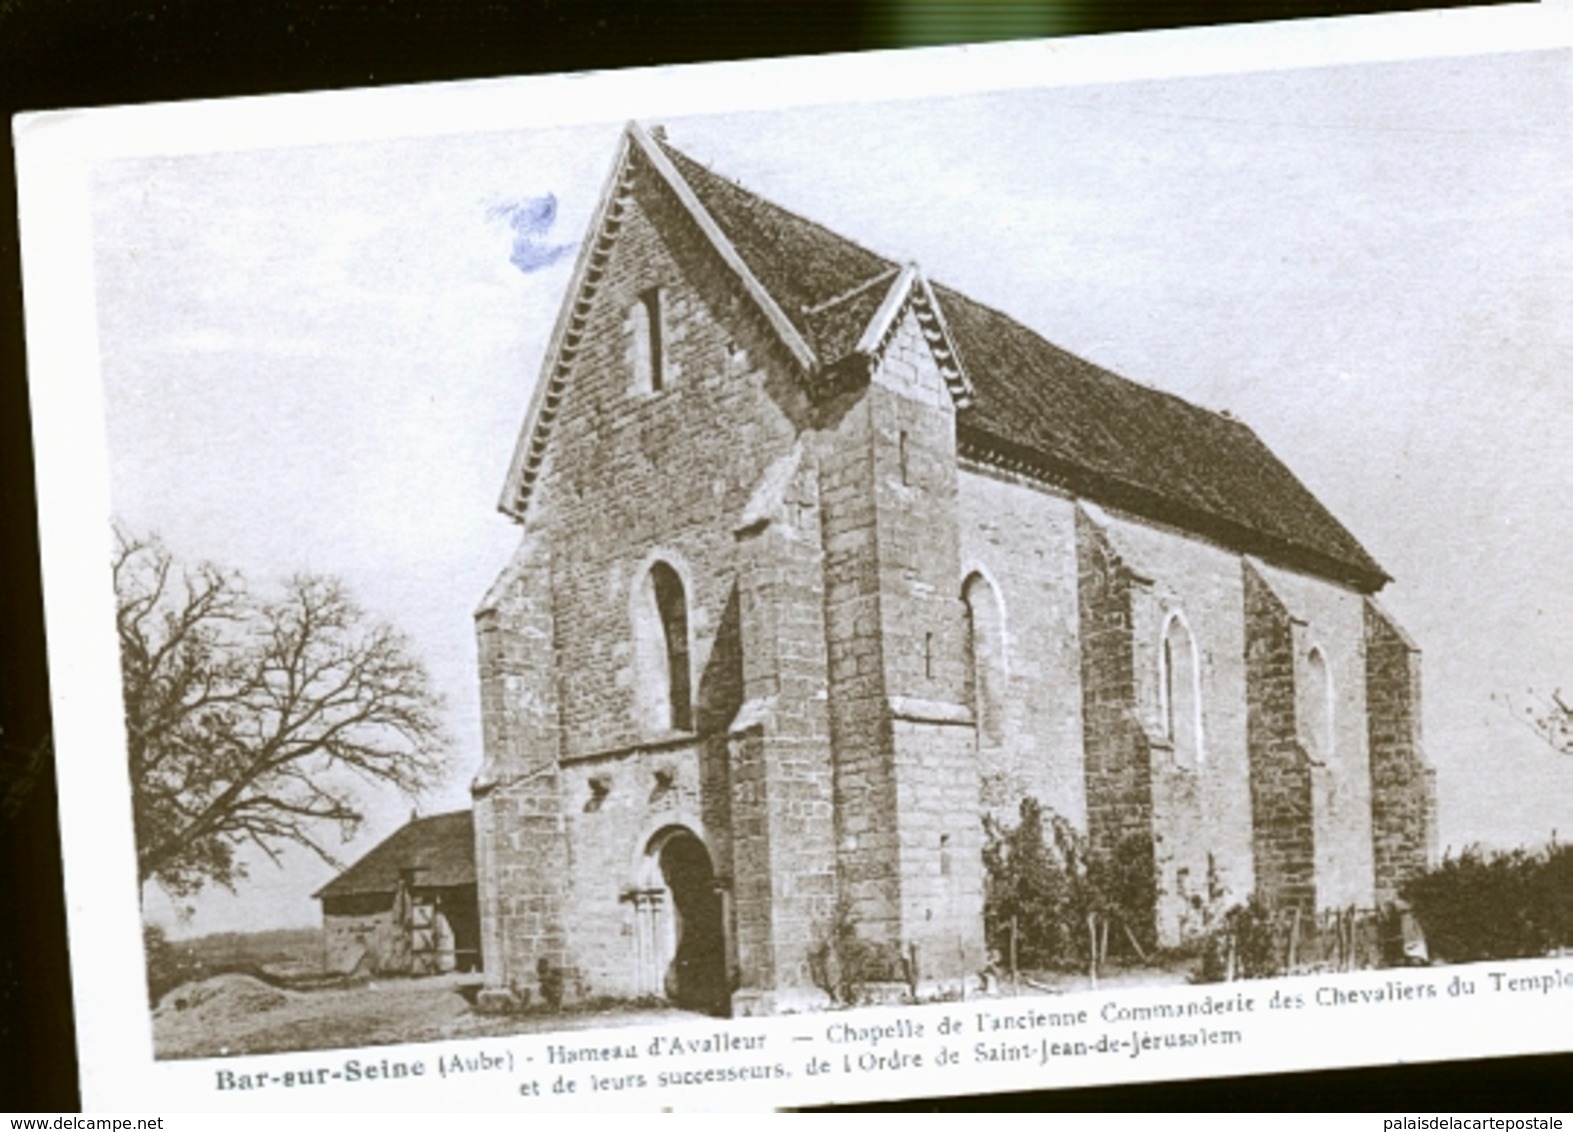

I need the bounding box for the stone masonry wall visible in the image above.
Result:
[1074,507,1159,944]
[533,146,808,768]
[1098,512,1256,944]
[1365,600,1436,904]
[730,450,837,1011]
[555,740,709,999]
[867,308,983,978]
[811,303,986,978]
[1243,561,1317,916]
[956,464,1087,830]
[815,384,900,943]
[474,527,572,1007]
[1254,560,1376,910]
[322,900,392,975]
[1074,505,1266,947]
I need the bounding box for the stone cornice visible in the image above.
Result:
[958,426,1389,595]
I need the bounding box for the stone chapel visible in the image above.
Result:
[470,122,1436,1016]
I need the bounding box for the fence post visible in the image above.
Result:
[1087,913,1099,988]
[1009,915,1018,992]
[1286,906,1302,972]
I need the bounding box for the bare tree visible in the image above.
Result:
[114,527,448,898]
[1527,688,1573,756]
[1497,687,1573,758]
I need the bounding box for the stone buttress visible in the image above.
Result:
[472,528,572,1010]
[1365,600,1436,904]
[727,444,838,1013]
[1242,560,1319,917]
[813,303,986,986]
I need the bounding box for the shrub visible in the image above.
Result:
[983,797,1084,970]
[536,956,565,1011]
[1193,895,1280,982]
[982,797,1156,971]
[143,923,205,1004]
[808,896,901,1006]
[1091,830,1159,956]
[1532,838,1573,946]
[1404,840,1573,962]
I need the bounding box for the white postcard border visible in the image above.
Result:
[15,4,1573,1111]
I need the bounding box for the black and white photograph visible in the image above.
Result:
[14,5,1572,1111]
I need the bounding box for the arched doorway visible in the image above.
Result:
[642,827,730,1016]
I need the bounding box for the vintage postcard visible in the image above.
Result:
[15,4,1573,1111]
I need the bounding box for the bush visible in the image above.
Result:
[1533,839,1573,945]
[982,797,1156,971]
[1193,895,1280,982]
[143,923,205,1004]
[1404,840,1573,962]
[983,798,1084,970]
[1093,830,1159,956]
[808,897,901,1006]
[536,956,565,1011]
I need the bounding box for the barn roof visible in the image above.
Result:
[314,810,475,900]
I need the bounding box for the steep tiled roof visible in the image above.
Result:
[660,137,1389,592]
[314,810,475,899]
[661,145,895,342]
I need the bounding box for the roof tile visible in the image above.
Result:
[314,810,475,900]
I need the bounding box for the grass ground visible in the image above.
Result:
[151,958,1197,1061]
[153,972,690,1060]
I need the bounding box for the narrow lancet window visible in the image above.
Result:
[634,560,691,732]
[1161,612,1204,769]
[1304,646,1334,762]
[962,572,1006,744]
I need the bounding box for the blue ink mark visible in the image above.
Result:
[488,194,575,274]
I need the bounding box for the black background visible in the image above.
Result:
[1,0,1566,1113]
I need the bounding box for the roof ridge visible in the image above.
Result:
[802,264,903,315]
[656,137,898,289]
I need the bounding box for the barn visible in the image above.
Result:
[315,809,482,976]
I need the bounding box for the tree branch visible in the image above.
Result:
[116,524,451,897]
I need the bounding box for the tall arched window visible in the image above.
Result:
[634,560,692,733]
[631,288,665,394]
[962,572,1005,745]
[1161,612,1203,769]
[1303,646,1334,762]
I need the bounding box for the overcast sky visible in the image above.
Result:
[88,46,1573,936]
